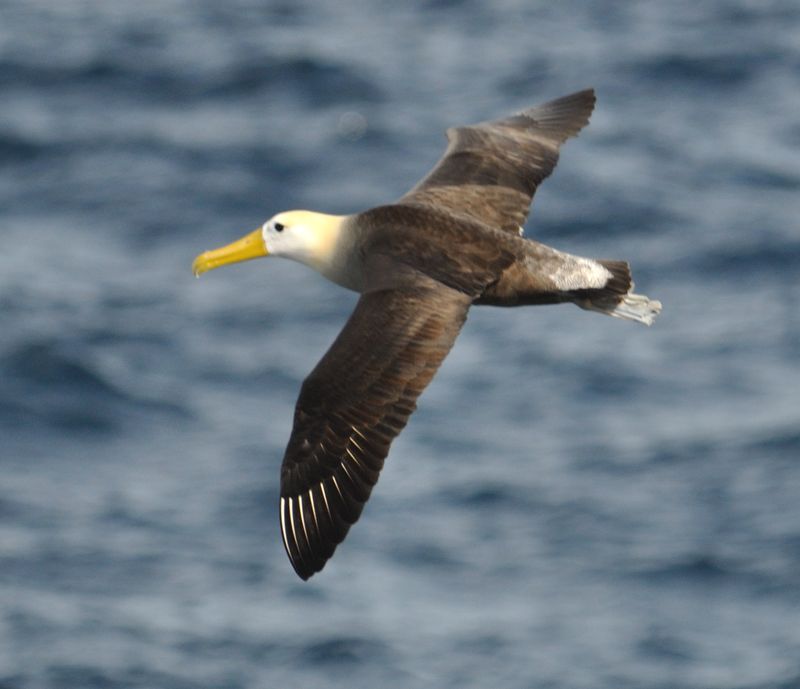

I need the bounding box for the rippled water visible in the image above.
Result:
[2,1,799,687]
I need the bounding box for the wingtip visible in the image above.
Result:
[519,87,597,140]
[294,565,315,581]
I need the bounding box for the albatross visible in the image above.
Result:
[192,89,661,580]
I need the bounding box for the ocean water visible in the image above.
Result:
[1,1,799,687]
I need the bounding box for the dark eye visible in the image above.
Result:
[274,222,284,232]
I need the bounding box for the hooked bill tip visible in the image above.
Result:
[191,252,213,277]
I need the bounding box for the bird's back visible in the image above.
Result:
[354,203,519,296]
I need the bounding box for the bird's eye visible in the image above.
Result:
[274,222,284,233]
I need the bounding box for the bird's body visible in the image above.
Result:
[192,89,661,580]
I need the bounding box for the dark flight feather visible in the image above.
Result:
[279,284,471,579]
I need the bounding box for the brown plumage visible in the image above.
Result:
[401,89,597,234]
[279,282,470,575]
[192,88,662,580]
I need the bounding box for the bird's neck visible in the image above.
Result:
[305,211,347,266]
[283,211,361,288]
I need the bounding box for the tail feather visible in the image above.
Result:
[573,259,662,326]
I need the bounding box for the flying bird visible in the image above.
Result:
[192,89,661,580]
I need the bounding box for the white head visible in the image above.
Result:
[260,211,341,266]
[192,210,344,277]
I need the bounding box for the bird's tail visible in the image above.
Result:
[573,260,662,326]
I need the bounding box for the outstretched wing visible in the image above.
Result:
[400,88,596,235]
[279,284,471,579]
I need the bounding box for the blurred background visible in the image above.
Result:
[1,1,799,687]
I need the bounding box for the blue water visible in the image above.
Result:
[2,1,799,687]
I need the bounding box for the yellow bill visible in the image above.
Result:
[192,228,268,277]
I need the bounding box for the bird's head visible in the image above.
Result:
[192,210,344,277]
